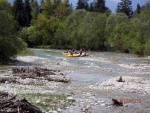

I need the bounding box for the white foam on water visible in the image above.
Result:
[79,56,111,64]
[17,56,46,62]
[118,63,150,70]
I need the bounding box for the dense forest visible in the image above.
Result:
[0,0,150,63]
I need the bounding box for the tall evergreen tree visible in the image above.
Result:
[116,3,121,13]
[39,0,44,13]
[136,3,141,14]
[76,0,89,10]
[93,0,108,13]
[89,2,94,11]
[12,0,24,28]
[23,0,31,26]
[116,0,132,18]
[76,0,84,9]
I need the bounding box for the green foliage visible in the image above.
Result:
[55,10,87,49]
[55,10,108,50]
[0,0,26,63]
[7,0,149,56]
[0,0,12,13]
[94,0,109,13]
[79,13,107,50]
[105,13,128,50]
[18,48,34,56]
[19,26,43,47]
[28,1,150,55]
[0,10,17,36]
[30,0,39,25]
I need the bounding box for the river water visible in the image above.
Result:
[33,49,150,83]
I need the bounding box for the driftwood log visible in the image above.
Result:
[12,67,70,83]
[112,98,123,106]
[0,91,43,113]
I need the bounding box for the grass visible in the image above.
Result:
[0,65,12,70]
[18,49,34,56]
[18,93,73,112]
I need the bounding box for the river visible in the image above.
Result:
[33,49,150,80]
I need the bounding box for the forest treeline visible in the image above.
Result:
[0,0,150,63]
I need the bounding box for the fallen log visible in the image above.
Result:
[0,91,43,113]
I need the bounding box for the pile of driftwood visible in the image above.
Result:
[0,91,43,113]
[11,67,70,83]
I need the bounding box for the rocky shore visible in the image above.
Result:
[89,76,150,94]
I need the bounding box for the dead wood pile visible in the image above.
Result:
[12,67,70,83]
[0,91,43,113]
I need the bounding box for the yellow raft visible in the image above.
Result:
[62,52,80,57]
[62,52,70,56]
[67,53,80,57]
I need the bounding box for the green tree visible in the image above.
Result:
[12,0,24,28]
[139,2,150,55]
[105,13,128,51]
[0,1,26,63]
[23,0,32,26]
[93,0,109,13]
[76,0,89,10]
[76,0,84,9]
[77,12,96,48]
[136,3,141,14]
[89,2,94,11]
[116,0,133,18]
[0,0,12,13]
[55,10,87,49]
[128,18,144,54]
[40,0,53,17]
